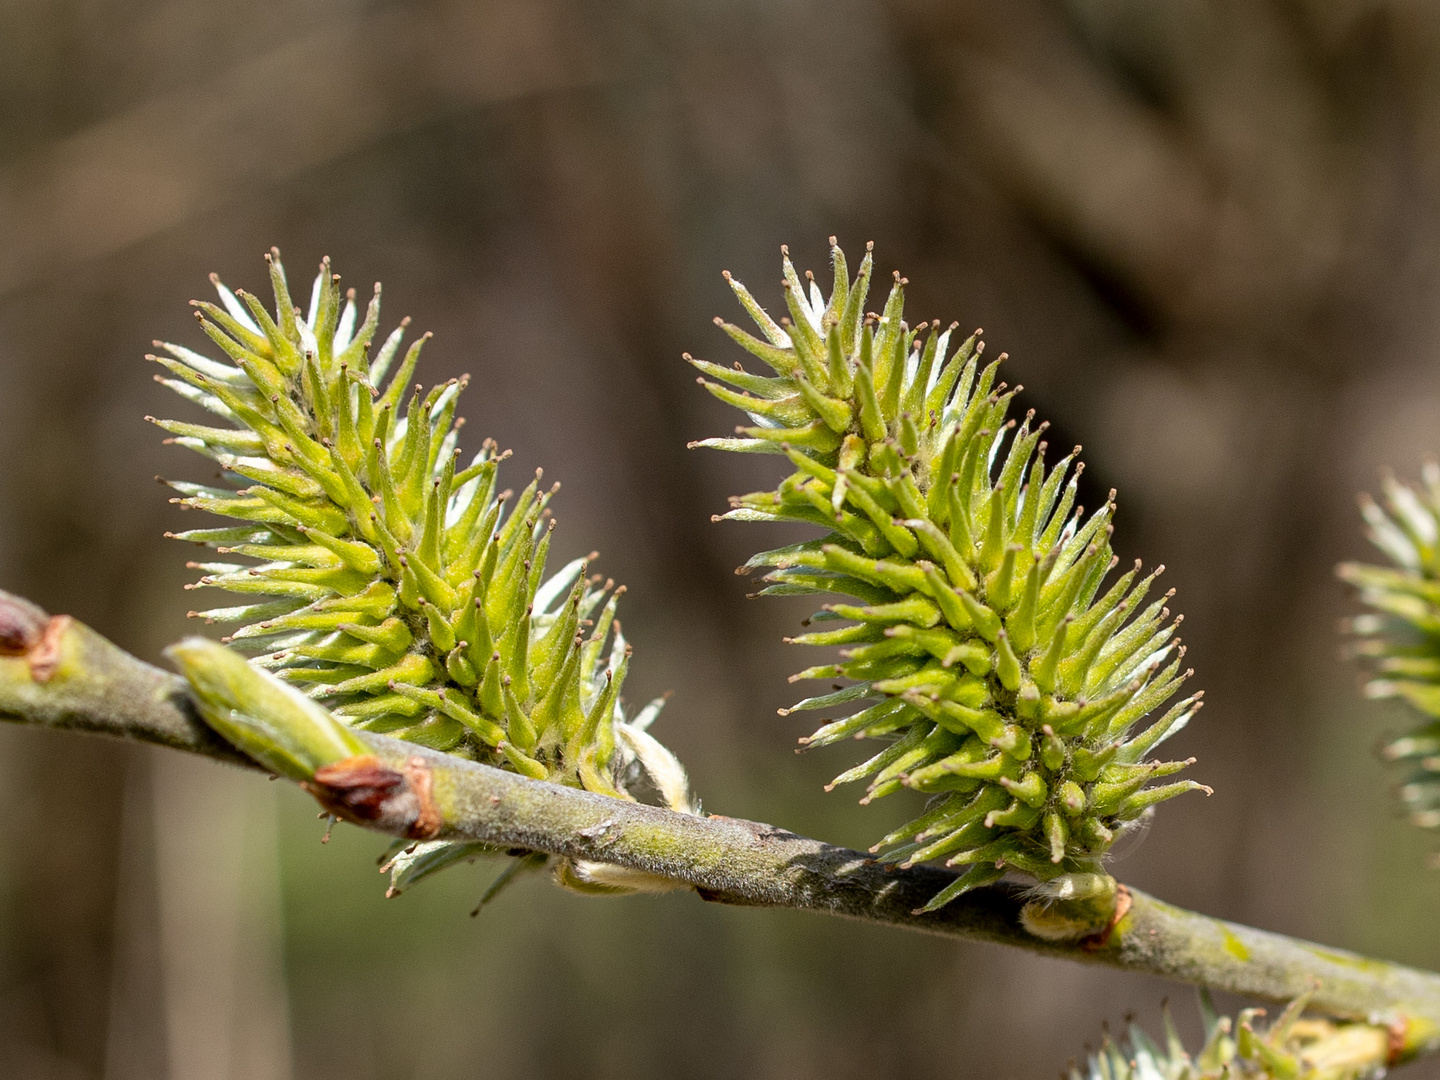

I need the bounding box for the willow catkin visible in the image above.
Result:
[693,240,1206,910]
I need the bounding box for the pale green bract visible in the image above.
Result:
[693,240,1208,911]
[154,250,695,897]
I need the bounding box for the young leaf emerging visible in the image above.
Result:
[693,240,1207,910]
[154,251,695,893]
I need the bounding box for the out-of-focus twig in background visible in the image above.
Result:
[3,1,1440,1077]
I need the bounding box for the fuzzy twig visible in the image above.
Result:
[1,590,1438,1059]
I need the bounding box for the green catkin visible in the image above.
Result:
[693,240,1208,909]
[1340,464,1440,836]
[157,250,697,893]
[1069,990,1392,1080]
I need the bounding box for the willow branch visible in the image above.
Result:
[2,591,1438,1057]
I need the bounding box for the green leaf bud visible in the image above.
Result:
[166,636,365,780]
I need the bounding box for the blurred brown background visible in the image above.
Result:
[2,1,1440,1077]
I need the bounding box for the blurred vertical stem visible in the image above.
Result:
[2,590,1439,1062]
